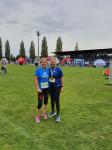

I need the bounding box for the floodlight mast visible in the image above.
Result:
[36,31,40,59]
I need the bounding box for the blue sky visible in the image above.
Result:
[0,0,112,56]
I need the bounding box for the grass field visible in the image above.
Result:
[0,65,112,150]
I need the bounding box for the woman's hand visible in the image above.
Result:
[37,88,42,93]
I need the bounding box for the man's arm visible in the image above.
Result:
[60,76,64,92]
[61,76,64,87]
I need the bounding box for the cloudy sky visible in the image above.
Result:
[0,0,112,56]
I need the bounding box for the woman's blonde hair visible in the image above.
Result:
[40,57,47,63]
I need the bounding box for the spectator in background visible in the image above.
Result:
[0,57,7,75]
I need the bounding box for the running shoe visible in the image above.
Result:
[42,113,48,120]
[48,112,56,118]
[56,115,61,122]
[35,116,40,123]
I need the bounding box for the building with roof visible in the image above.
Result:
[53,48,112,66]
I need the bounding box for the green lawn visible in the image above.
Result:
[0,65,112,150]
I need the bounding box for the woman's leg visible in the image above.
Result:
[37,92,43,116]
[35,92,43,123]
[43,89,49,113]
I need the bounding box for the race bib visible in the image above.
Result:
[40,82,48,89]
[49,77,55,83]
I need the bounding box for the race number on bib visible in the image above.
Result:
[40,82,48,89]
[49,77,55,83]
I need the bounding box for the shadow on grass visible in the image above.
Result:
[104,77,109,80]
[105,83,112,86]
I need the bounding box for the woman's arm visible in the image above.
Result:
[34,77,42,92]
[34,77,38,90]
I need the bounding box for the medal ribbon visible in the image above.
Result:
[50,67,57,77]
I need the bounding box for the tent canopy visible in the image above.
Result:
[94,59,106,67]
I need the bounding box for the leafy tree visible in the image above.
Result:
[16,55,21,60]
[41,37,48,57]
[0,37,2,59]
[5,40,10,60]
[56,36,62,52]
[19,41,25,58]
[13,56,16,62]
[74,42,79,51]
[10,54,13,61]
[10,54,14,61]
[29,41,35,61]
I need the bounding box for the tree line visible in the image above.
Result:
[0,36,62,61]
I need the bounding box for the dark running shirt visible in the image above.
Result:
[49,67,63,87]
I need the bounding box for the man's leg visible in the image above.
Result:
[4,67,7,74]
[55,87,61,122]
[48,88,56,117]
[55,87,61,115]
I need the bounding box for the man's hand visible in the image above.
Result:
[61,87,64,93]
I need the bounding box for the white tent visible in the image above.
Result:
[94,59,106,67]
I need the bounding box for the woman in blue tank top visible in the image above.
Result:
[34,57,49,124]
